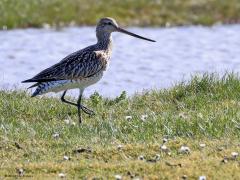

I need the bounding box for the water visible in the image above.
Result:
[0,24,240,97]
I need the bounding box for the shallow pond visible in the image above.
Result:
[0,24,240,97]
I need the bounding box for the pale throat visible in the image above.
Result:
[96,31,113,51]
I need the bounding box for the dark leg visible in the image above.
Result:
[77,91,83,124]
[61,90,77,107]
[77,89,95,116]
[81,105,95,115]
[60,90,95,124]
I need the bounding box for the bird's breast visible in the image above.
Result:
[96,50,111,71]
[103,59,110,71]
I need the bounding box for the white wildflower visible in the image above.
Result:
[179,145,191,154]
[138,155,144,160]
[71,121,76,126]
[231,152,238,159]
[17,168,24,176]
[63,156,70,161]
[163,138,168,144]
[160,144,168,152]
[52,133,60,139]
[222,157,228,163]
[155,154,161,161]
[115,174,122,180]
[64,119,70,124]
[117,144,123,150]
[58,173,66,178]
[199,143,206,148]
[125,116,133,121]
[140,114,148,121]
[199,175,206,180]
[178,112,188,119]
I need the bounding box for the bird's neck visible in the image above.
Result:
[96,31,113,52]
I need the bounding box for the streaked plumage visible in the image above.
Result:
[27,46,111,96]
[22,17,155,124]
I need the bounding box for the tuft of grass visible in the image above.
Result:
[1,0,240,29]
[0,73,240,178]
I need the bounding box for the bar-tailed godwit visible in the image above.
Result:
[22,17,155,124]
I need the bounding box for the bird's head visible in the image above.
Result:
[97,17,156,42]
[97,17,119,33]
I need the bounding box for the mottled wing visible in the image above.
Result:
[22,50,107,83]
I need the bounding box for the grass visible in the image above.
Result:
[0,73,240,179]
[1,0,240,29]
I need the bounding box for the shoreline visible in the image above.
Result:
[1,0,240,30]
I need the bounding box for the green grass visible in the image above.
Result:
[0,73,240,179]
[1,0,240,29]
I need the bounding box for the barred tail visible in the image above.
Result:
[31,82,51,97]
[31,91,40,97]
[31,85,45,97]
[30,80,69,97]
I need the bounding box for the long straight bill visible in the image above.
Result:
[117,27,156,42]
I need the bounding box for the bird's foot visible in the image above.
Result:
[81,105,95,116]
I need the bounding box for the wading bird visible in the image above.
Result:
[22,17,155,124]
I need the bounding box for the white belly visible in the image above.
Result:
[52,72,104,92]
[35,71,104,95]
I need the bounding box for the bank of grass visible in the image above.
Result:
[0,73,240,179]
[1,0,240,29]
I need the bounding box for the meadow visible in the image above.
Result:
[0,74,239,179]
[0,0,240,29]
[1,0,240,179]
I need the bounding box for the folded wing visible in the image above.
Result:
[22,50,106,83]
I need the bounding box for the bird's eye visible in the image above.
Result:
[107,22,112,25]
